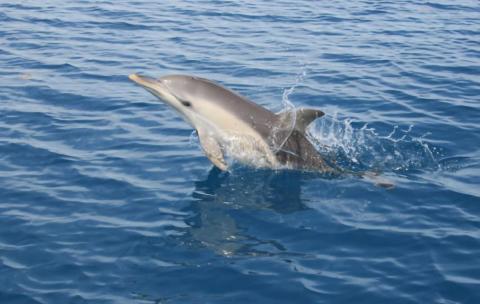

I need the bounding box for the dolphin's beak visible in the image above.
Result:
[129,73,177,108]
[129,73,159,89]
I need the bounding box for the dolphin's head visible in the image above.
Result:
[129,74,203,126]
[129,73,275,141]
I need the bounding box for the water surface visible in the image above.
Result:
[1,1,479,303]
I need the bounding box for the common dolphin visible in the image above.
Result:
[129,73,338,173]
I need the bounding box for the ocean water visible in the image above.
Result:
[1,1,479,303]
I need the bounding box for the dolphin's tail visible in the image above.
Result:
[359,171,395,189]
[340,169,395,189]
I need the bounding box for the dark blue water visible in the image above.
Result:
[1,1,479,303]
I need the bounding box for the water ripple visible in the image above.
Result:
[1,0,479,303]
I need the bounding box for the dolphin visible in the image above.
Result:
[129,73,339,174]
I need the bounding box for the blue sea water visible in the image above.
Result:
[1,0,480,303]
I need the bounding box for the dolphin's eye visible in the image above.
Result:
[180,100,192,107]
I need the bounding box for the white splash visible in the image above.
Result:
[307,113,440,172]
[270,69,308,154]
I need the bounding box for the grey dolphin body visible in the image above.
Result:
[129,73,337,174]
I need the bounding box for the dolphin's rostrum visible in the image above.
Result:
[129,73,337,174]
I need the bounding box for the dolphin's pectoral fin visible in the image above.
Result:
[197,128,228,171]
[276,108,325,133]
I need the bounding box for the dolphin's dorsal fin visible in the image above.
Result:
[197,128,228,171]
[276,108,325,133]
